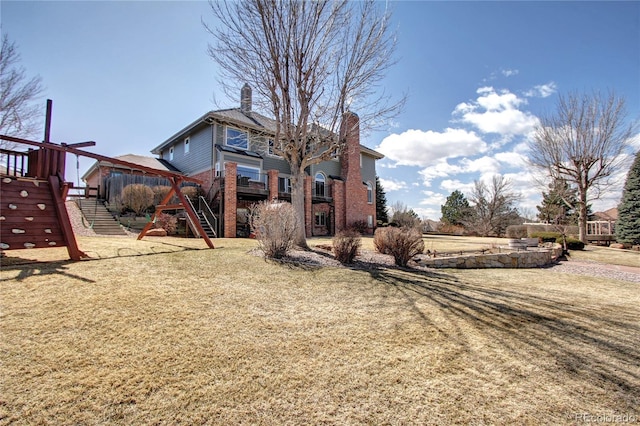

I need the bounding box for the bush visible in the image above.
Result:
[530,231,562,243]
[122,184,154,215]
[152,185,172,205]
[374,227,424,267]
[349,220,369,234]
[249,201,298,259]
[181,185,201,200]
[506,225,528,239]
[332,230,361,264]
[154,212,178,235]
[565,238,585,250]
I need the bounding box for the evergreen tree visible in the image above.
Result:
[615,151,640,244]
[536,178,578,225]
[375,176,389,224]
[440,190,471,226]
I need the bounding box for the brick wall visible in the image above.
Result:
[223,162,237,238]
[339,112,374,231]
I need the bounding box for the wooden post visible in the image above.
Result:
[48,175,88,260]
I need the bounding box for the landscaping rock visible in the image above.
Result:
[146,228,167,237]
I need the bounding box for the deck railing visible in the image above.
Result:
[0,148,29,177]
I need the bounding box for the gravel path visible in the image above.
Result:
[547,259,640,283]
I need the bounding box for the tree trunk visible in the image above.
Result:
[578,190,588,244]
[290,168,309,249]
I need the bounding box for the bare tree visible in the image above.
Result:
[465,175,521,237]
[205,0,402,247]
[0,34,43,145]
[529,91,636,243]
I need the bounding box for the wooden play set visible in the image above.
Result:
[0,101,214,260]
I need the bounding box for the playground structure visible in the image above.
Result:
[0,101,214,260]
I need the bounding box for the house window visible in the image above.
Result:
[279,177,291,193]
[367,215,373,228]
[315,211,326,226]
[169,147,174,161]
[366,181,373,204]
[226,127,248,150]
[268,139,282,156]
[184,137,190,154]
[237,165,261,181]
[315,172,326,197]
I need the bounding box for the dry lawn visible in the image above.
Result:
[1,236,638,425]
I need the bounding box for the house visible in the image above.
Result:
[85,84,384,238]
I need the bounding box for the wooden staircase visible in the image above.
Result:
[196,211,217,239]
[76,199,127,236]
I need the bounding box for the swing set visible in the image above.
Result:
[0,100,214,260]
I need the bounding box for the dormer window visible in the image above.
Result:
[226,127,248,150]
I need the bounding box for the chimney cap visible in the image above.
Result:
[241,83,252,114]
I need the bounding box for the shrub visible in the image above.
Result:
[154,212,178,235]
[332,230,361,264]
[121,184,154,216]
[506,225,528,239]
[565,238,585,250]
[152,185,172,205]
[530,231,562,243]
[374,227,424,267]
[349,220,369,234]
[374,227,391,254]
[181,185,201,201]
[249,201,297,259]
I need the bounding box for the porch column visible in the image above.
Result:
[304,175,313,238]
[333,179,345,233]
[224,162,237,238]
[268,169,279,201]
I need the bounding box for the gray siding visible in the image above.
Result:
[160,124,213,175]
[361,154,376,185]
[312,159,341,179]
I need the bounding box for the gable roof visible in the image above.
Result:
[594,207,618,221]
[81,153,182,181]
[150,107,384,160]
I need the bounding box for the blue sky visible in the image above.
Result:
[3,1,639,220]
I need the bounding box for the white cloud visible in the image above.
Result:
[524,82,558,98]
[376,128,486,167]
[628,132,640,150]
[440,179,475,196]
[378,177,407,192]
[418,159,462,186]
[501,69,519,77]
[453,87,539,136]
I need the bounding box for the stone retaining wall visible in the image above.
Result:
[415,244,563,269]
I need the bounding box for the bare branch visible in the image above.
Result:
[0,34,43,145]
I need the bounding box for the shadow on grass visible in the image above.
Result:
[0,259,96,283]
[0,240,212,283]
[370,267,640,402]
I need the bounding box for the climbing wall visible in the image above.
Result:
[0,177,65,251]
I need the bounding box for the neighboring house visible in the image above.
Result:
[150,84,384,238]
[82,154,181,202]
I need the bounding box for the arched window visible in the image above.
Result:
[315,172,326,197]
[366,181,373,204]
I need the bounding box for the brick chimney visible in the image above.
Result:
[339,111,367,228]
[240,83,252,114]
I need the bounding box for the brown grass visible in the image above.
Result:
[1,236,638,424]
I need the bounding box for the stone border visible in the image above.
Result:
[415,244,564,269]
